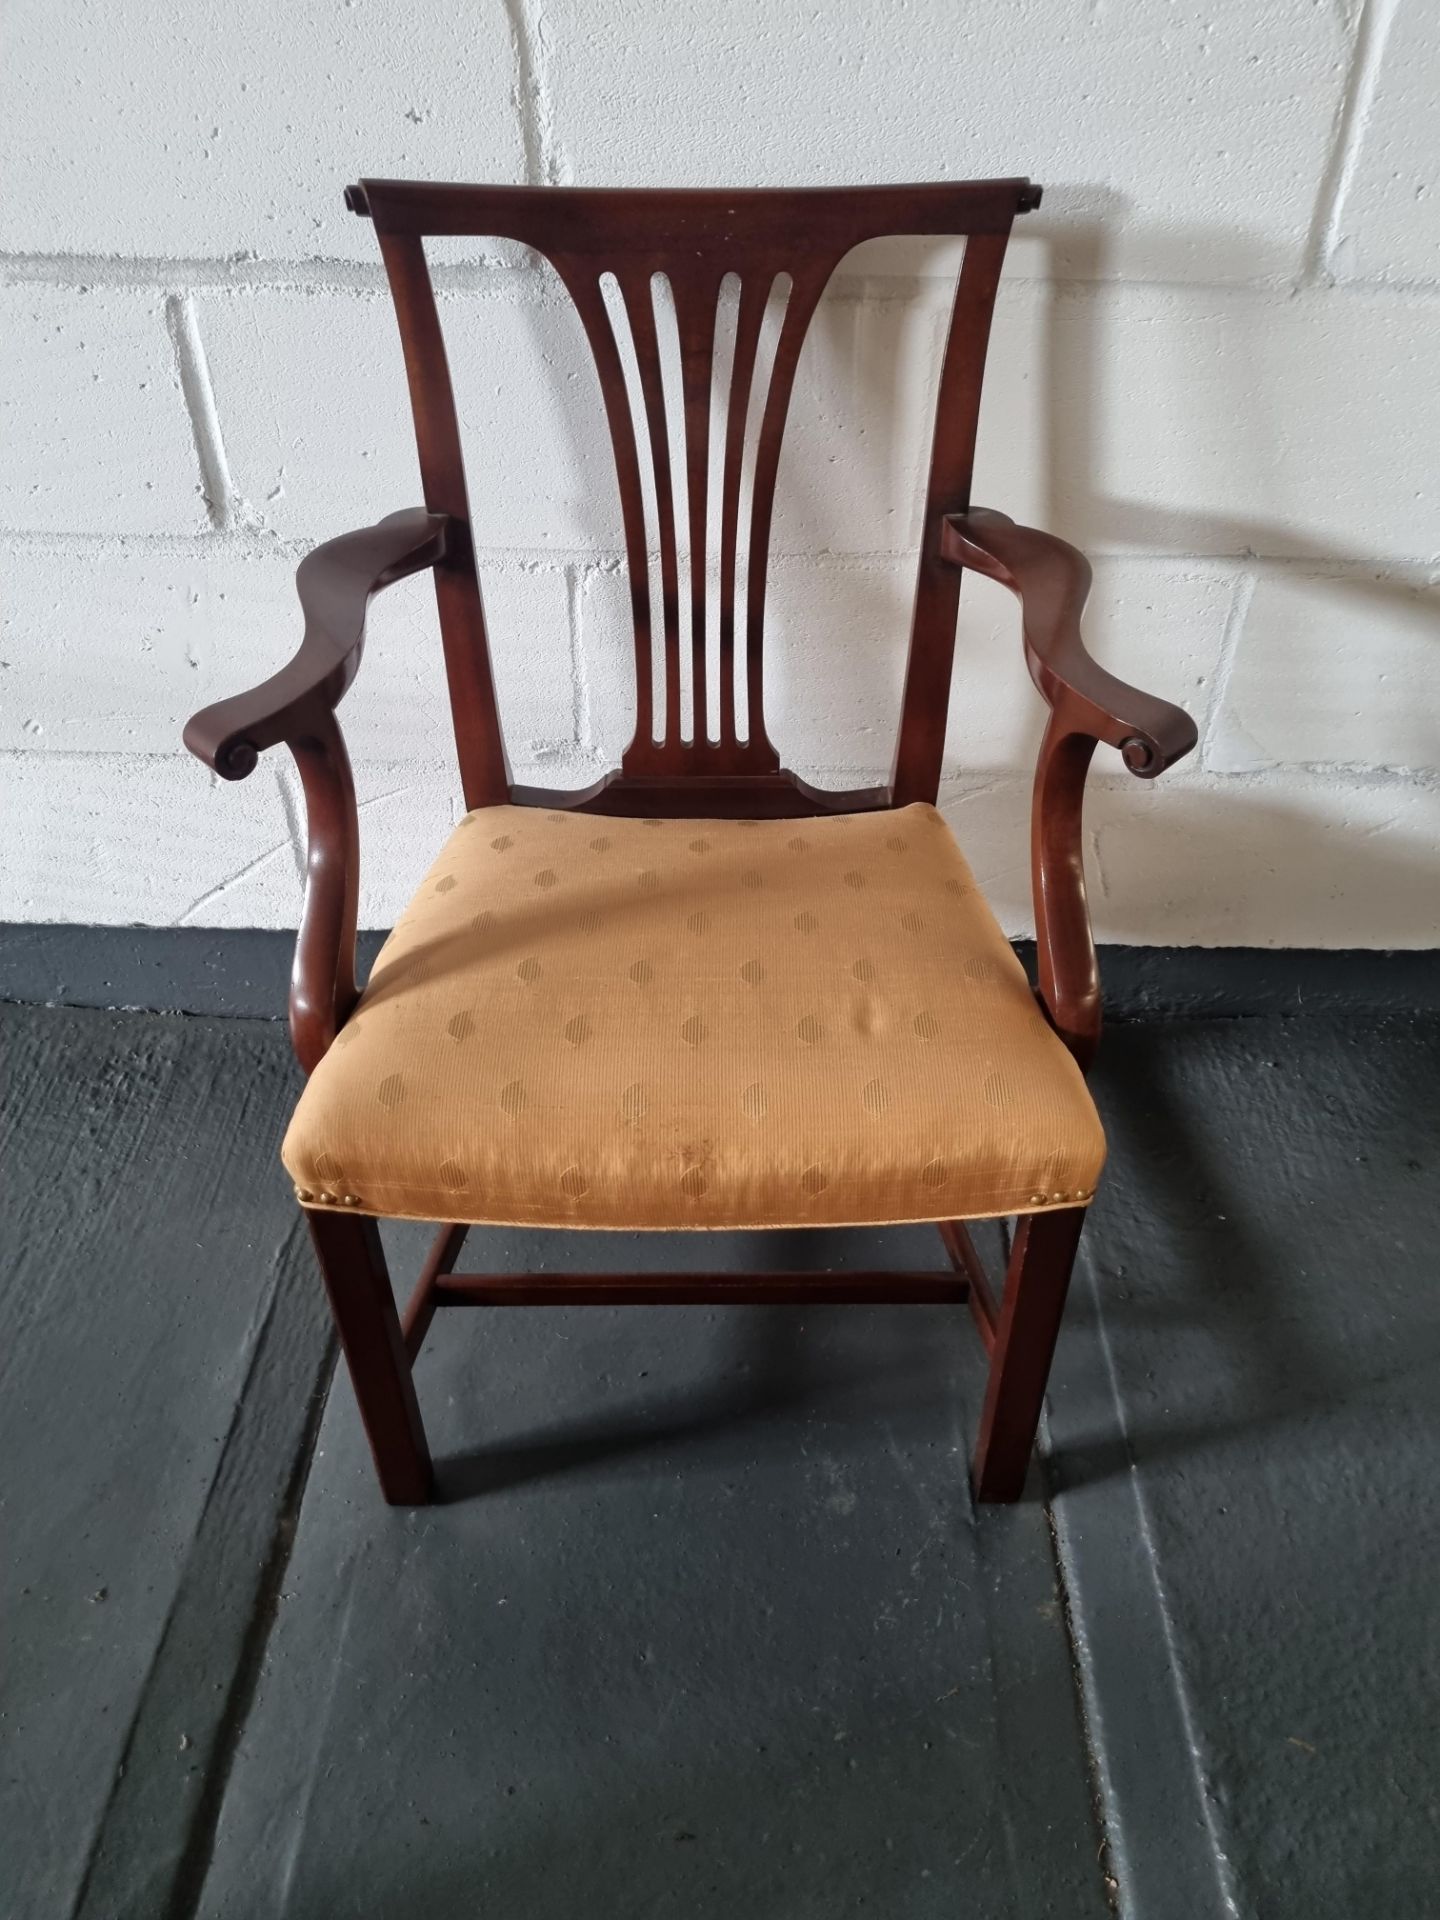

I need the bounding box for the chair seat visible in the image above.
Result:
[282,802,1105,1229]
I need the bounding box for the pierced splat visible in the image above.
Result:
[577,261,819,773]
[350,178,1039,814]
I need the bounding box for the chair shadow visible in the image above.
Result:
[433,1364,793,1504]
[430,1228,980,1506]
[1045,1012,1440,1493]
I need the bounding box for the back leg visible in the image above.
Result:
[307,1209,434,1505]
[971,1206,1086,1503]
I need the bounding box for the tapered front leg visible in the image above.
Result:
[307,1209,434,1505]
[971,1206,1086,1503]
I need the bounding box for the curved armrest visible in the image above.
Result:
[182,508,449,1074]
[941,509,1197,776]
[183,509,450,779]
[941,509,1197,1069]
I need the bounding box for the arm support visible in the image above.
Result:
[941,508,1198,1066]
[183,509,450,1072]
[184,510,449,779]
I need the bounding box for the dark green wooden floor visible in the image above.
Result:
[4,999,1437,1918]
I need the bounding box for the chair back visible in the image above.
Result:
[350,177,1040,814]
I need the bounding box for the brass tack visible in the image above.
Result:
[295,1188,313,1202]
[1028,1192,1046,1206]
[319,1191,334,1205]
[342,1194,360,1207]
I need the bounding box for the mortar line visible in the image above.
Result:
[566,561,591,749]
[1303,0,1401,284]
[1,252,533,293]
[272,763,309,888]
[165,295,234,531]
[5,739,1434,794]
[8,248,1437,302]
[4,525,1437,583]
[1197,568,1256,772]
[502,0,565,187]
[173,836,296,926]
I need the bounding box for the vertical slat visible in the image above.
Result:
[376,232,510,809]
[891,229,1012,806]
[675,272,721,746]
[561,271,658,753]
[619,271,683,750]
[741,270,824,762]
[716,275,769,749]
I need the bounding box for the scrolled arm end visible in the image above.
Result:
[941,508,1198,777]
[182,705,263,780]
[1121,733,1166,778]
[215,737,259,780]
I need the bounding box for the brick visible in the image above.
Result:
[946,770,1440,950]
[953,560,1230,773]
[977,283,1440,569]
[0,540,578,767]
[0,0,523,262]
[1209,567,1440,773]
[0,540,275,754]
[198,284,624,550]
[336,762,459,931]
[540,0,1347,283]
[469,566,581,764]
[0,751,298,926]
[1329,0,1440,286]
[937,778,1035,937]
[773,294,947,553]
[0,289,204,535]
[1090,773,1440,948]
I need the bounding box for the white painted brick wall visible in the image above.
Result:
[3,0,1437,948]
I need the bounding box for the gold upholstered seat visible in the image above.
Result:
[282,802,1105,1230]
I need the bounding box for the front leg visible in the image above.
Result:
[307,1209,434,1505]
[972,1208,1088,1502]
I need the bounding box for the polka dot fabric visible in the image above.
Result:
[282,803,1105,1229]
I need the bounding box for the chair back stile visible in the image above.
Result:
[351,179,1039,817]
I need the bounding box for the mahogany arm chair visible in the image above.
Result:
[184,178,1196,1507]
